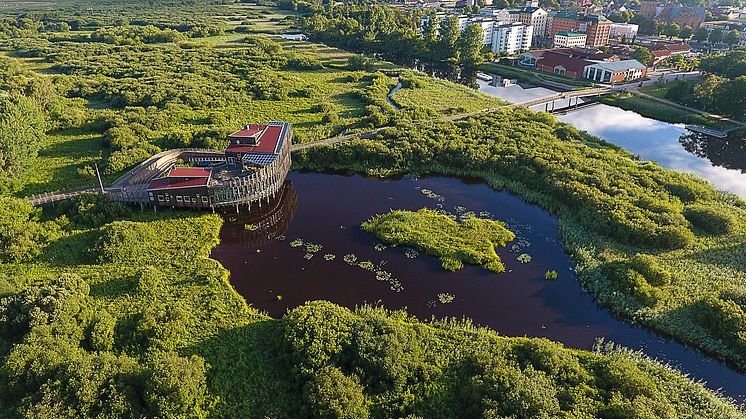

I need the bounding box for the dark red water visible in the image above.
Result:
[212,172,746,402]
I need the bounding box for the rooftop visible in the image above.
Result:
[168,167,212,178]
[536,51,593,73]
[148,176,210,190]
[225,124,286,155]
[553,11,580,19]
[228,124,266,139]
[557,31,586,37]
[586,59,646,71]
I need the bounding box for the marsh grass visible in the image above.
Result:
[362,208,516,273]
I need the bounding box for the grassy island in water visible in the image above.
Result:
[362,208,515,272]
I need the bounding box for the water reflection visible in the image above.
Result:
[680,132,746,174]
[212,173,746,402]
[477,81,746,197]
[218,181,297,249]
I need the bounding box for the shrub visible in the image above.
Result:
[56,193,130,228]
[285,53,323,70]
[0,273,90,338]
[303,367,368,418]
[284,301,355,371]
[0,197,52,263]
[683,204,736,235]
[698,295,746,344]
[610,266,663,307]
[89,310,116,352]
[628,254,671,287]
[145,351,213,418]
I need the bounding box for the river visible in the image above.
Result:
[477,80,746,197]
[212,172,746,403]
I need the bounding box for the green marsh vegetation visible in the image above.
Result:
[294,108,746,369]
[0,0,501,197]
[0,190,741,416]
[361,208,515,273]
[0,0,744,415]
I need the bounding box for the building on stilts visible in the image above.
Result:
[138,121,292,211]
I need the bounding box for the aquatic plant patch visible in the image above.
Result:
[362,208,516,273]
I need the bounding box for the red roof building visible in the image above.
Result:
[145,121,293,210]
[167,167,212,178]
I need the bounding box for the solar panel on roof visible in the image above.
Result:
[242,153,278,167]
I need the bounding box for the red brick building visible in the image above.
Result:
[548,12,611,46]
[580,14,612,47]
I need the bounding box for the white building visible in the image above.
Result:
[554,31,587,47]
[582,59,647,84]
[480,8,514,23]
[492,23,533,54]
[514,6,548,45]
[609,23,639,39]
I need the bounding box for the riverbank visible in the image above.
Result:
[598,91,744,133]
[479,62,594,89]
[294,107,746,374]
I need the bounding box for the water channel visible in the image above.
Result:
[212,172,746,403]
[211,70,746,402]
[477,79,746,197]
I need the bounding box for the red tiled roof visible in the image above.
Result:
[665,43,691,53]
[651,50,671,57]
[225,124,283,154]
[148,177,209,190]
[228,124,267,138]
[168,167,212,178]
[538,51,592,74]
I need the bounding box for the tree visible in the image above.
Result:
[724,29,740,46]
[679,25,693,39]
[709,27,723,44]
[145,352,214,417]
[694,26,709,42]
[457,23,484,66]
[631,45,652,65]
[304,367,368,418]
[670,54,686,69]
[422,14,440,54]
[0,95,47,183]
[437,16,461,62]
[665,22,681,39]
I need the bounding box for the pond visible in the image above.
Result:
[212,172,746,402]
[477,79,746,197]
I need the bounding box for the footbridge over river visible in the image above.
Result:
[26,87,615,207]
[507,87,613,110]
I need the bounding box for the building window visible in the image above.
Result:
[201,196,208,203]
[158,195,164,202]
[192,197,196,203]
[176,196,183,203]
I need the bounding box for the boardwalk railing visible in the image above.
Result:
[27,187,100,206]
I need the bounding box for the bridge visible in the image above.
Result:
[24,86,615,207]
[26,149,227,207]
[508,87,612,109]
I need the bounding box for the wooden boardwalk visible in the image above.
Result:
[26,86,615,207]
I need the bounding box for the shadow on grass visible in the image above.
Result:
[185,318,301,417]
[690,242,746,274]
[37,229,100,267]
[89,274,138,300]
